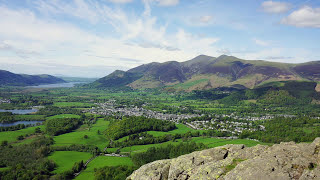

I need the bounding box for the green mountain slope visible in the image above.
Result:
[0,70,66,86]
[90,70,143,88]
[91,55,320,91]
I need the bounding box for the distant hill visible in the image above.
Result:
[91,55,320,91]
[0,70,66,86]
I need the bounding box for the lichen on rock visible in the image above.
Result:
[127,138,320,180]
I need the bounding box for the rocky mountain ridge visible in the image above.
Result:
[91,55,320,91]
[128,138,320,180]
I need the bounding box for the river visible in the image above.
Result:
[0,121,43,127]
[0,109,38,114]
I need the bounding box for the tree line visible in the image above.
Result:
[131,142,206,167]
[240,116,320,143]
[45,117,81,136]
[0,136,56,180]
[105,116,176,140]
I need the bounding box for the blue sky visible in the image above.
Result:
[0,0,319,77]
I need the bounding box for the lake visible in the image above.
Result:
[0,109,38,114]
[0,121,43,127]
[27,82,84,88]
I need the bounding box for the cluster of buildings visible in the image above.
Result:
[86,102,201,123]
[186,118,263,135]
[218,113,296,121]
[86,101,269,135]
[184,112,299,134]
[0,99,11,104]
[86,100,310,135]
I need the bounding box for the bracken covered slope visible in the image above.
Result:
[128,138,320,180]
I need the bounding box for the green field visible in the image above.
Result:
[53,119,109,150]
[75,156,133,180]
[191,137,268,148]
[114,124,265,154]
[48,151,92,174]
[0,125,45,144]
[46,114,80,120]
[119,137,267,155]
[0,167,10,172]
[13,136,40,146]
[53,102,93,107]
[114,124,200,142]
[120,139,183,154]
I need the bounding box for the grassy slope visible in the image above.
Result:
[129,76,163,89]
[119,139,183,154]
[119,137,267,155]
[48,151,92,174]
[46,114,80,120]
[191,137,269,148]
[0,125,45,143]
[53,102,94,107]
[0,167,10,172]
[175,74,231,90]
[115,124,266,154]
[171,79,209,91]
[115,124,204,143]
[75,156,133,180]
[112,124,197,153]
[53,119,109,150]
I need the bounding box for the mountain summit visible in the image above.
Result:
[91,55,320,91]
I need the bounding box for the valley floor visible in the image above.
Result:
[0,84,319,179]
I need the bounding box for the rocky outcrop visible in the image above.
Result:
[127,138,320,180]
[316,84,320,92]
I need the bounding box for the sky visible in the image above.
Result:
[0,0,319,78]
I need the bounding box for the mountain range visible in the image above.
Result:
[91,55,320,91]
[0,70,66,86]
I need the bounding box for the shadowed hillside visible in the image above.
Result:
[0,70,66,86]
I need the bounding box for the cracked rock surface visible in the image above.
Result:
[127,138,320,180]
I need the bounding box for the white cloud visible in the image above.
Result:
[262,1,291,14]
[0,5,95,53]
[233,47,317,64]
[0,1,220,77]
[34,0,100,24]
[156,0,179,6]
[179,15,214,27]
[142,0,179,7]
[109,0,133,3]
[253,38,269,46]
[282,6,320,28]
[175,29,219,54]
[199,15,213,23]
